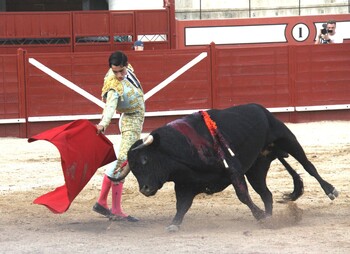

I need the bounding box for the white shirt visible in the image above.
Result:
[329,32,343,43]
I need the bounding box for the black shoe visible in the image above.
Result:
[92,202,111,217]
[126,215,139,222]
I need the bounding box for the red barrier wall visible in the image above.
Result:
[0,9,173,54]
[210,43,350,123]
[212,45,291,109]
[0,53,24,137]
[293,44,350,106]
[290,43,350,122]
[0,12,73,54]
[23,48,212,136]
[1,42,349,138]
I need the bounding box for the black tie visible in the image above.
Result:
[127,72,141,89]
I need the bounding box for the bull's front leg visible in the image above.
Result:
[230,172,266,221]
[167,183,196,232]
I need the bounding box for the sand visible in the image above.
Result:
[1,121,349,253]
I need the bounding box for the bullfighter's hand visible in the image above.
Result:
[96,124,105,134]
[113,161,128,175]
[113,166,123,176]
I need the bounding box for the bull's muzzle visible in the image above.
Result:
[140,185,158,197]
[132,135,154,151]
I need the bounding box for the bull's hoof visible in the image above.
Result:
[280,193,293,202]
[281,191,303,202]
[328,188,339,200]
[253,209,266,221]
[280,185,304,202]
[166,224,180,233]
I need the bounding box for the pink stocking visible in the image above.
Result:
[111,182,127,217]
[97,174,112,209]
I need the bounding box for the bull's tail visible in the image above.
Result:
[276,155,304,201]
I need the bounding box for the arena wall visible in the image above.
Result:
[1,42,349,138]
[0,9,175,54]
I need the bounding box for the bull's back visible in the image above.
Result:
[209,104,271,142]
[208,104,273,170]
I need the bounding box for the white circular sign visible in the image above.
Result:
[292,23,309,42]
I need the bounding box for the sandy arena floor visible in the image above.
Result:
[1,121,350,253]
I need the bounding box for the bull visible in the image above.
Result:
[117,103,338,231]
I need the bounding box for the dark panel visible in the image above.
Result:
[6,0,82,11]
[88,0,108,11]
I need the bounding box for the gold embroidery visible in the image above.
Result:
[126,89,135,97]
[101,75,123,99]
[100,64,135,100]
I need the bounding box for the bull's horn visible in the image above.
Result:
[132,135,154,151]
[113,162,131,182]
[143,135,154,145]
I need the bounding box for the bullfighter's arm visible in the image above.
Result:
[98,90,118,131]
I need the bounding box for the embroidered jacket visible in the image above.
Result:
[99,64,145,129]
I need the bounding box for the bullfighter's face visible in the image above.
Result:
[111,64,127,81]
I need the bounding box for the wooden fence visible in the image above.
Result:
[1,42,349,138]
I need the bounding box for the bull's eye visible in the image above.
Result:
[141,155,148,165]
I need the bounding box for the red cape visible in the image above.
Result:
[28,119,116,213]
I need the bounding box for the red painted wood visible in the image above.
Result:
[293,43,350,106]
[212,45,290,109]
[0,53,21,137]
[0,12,72,38]
[17,48,27,137]
[1,42,350,137]
[0,10,172,54]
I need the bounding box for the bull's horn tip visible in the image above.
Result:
[144,135,154,145]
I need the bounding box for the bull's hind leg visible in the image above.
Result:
[276,138,338,200]
[300,159,338,200]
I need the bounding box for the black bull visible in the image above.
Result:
[125,104,338,230]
